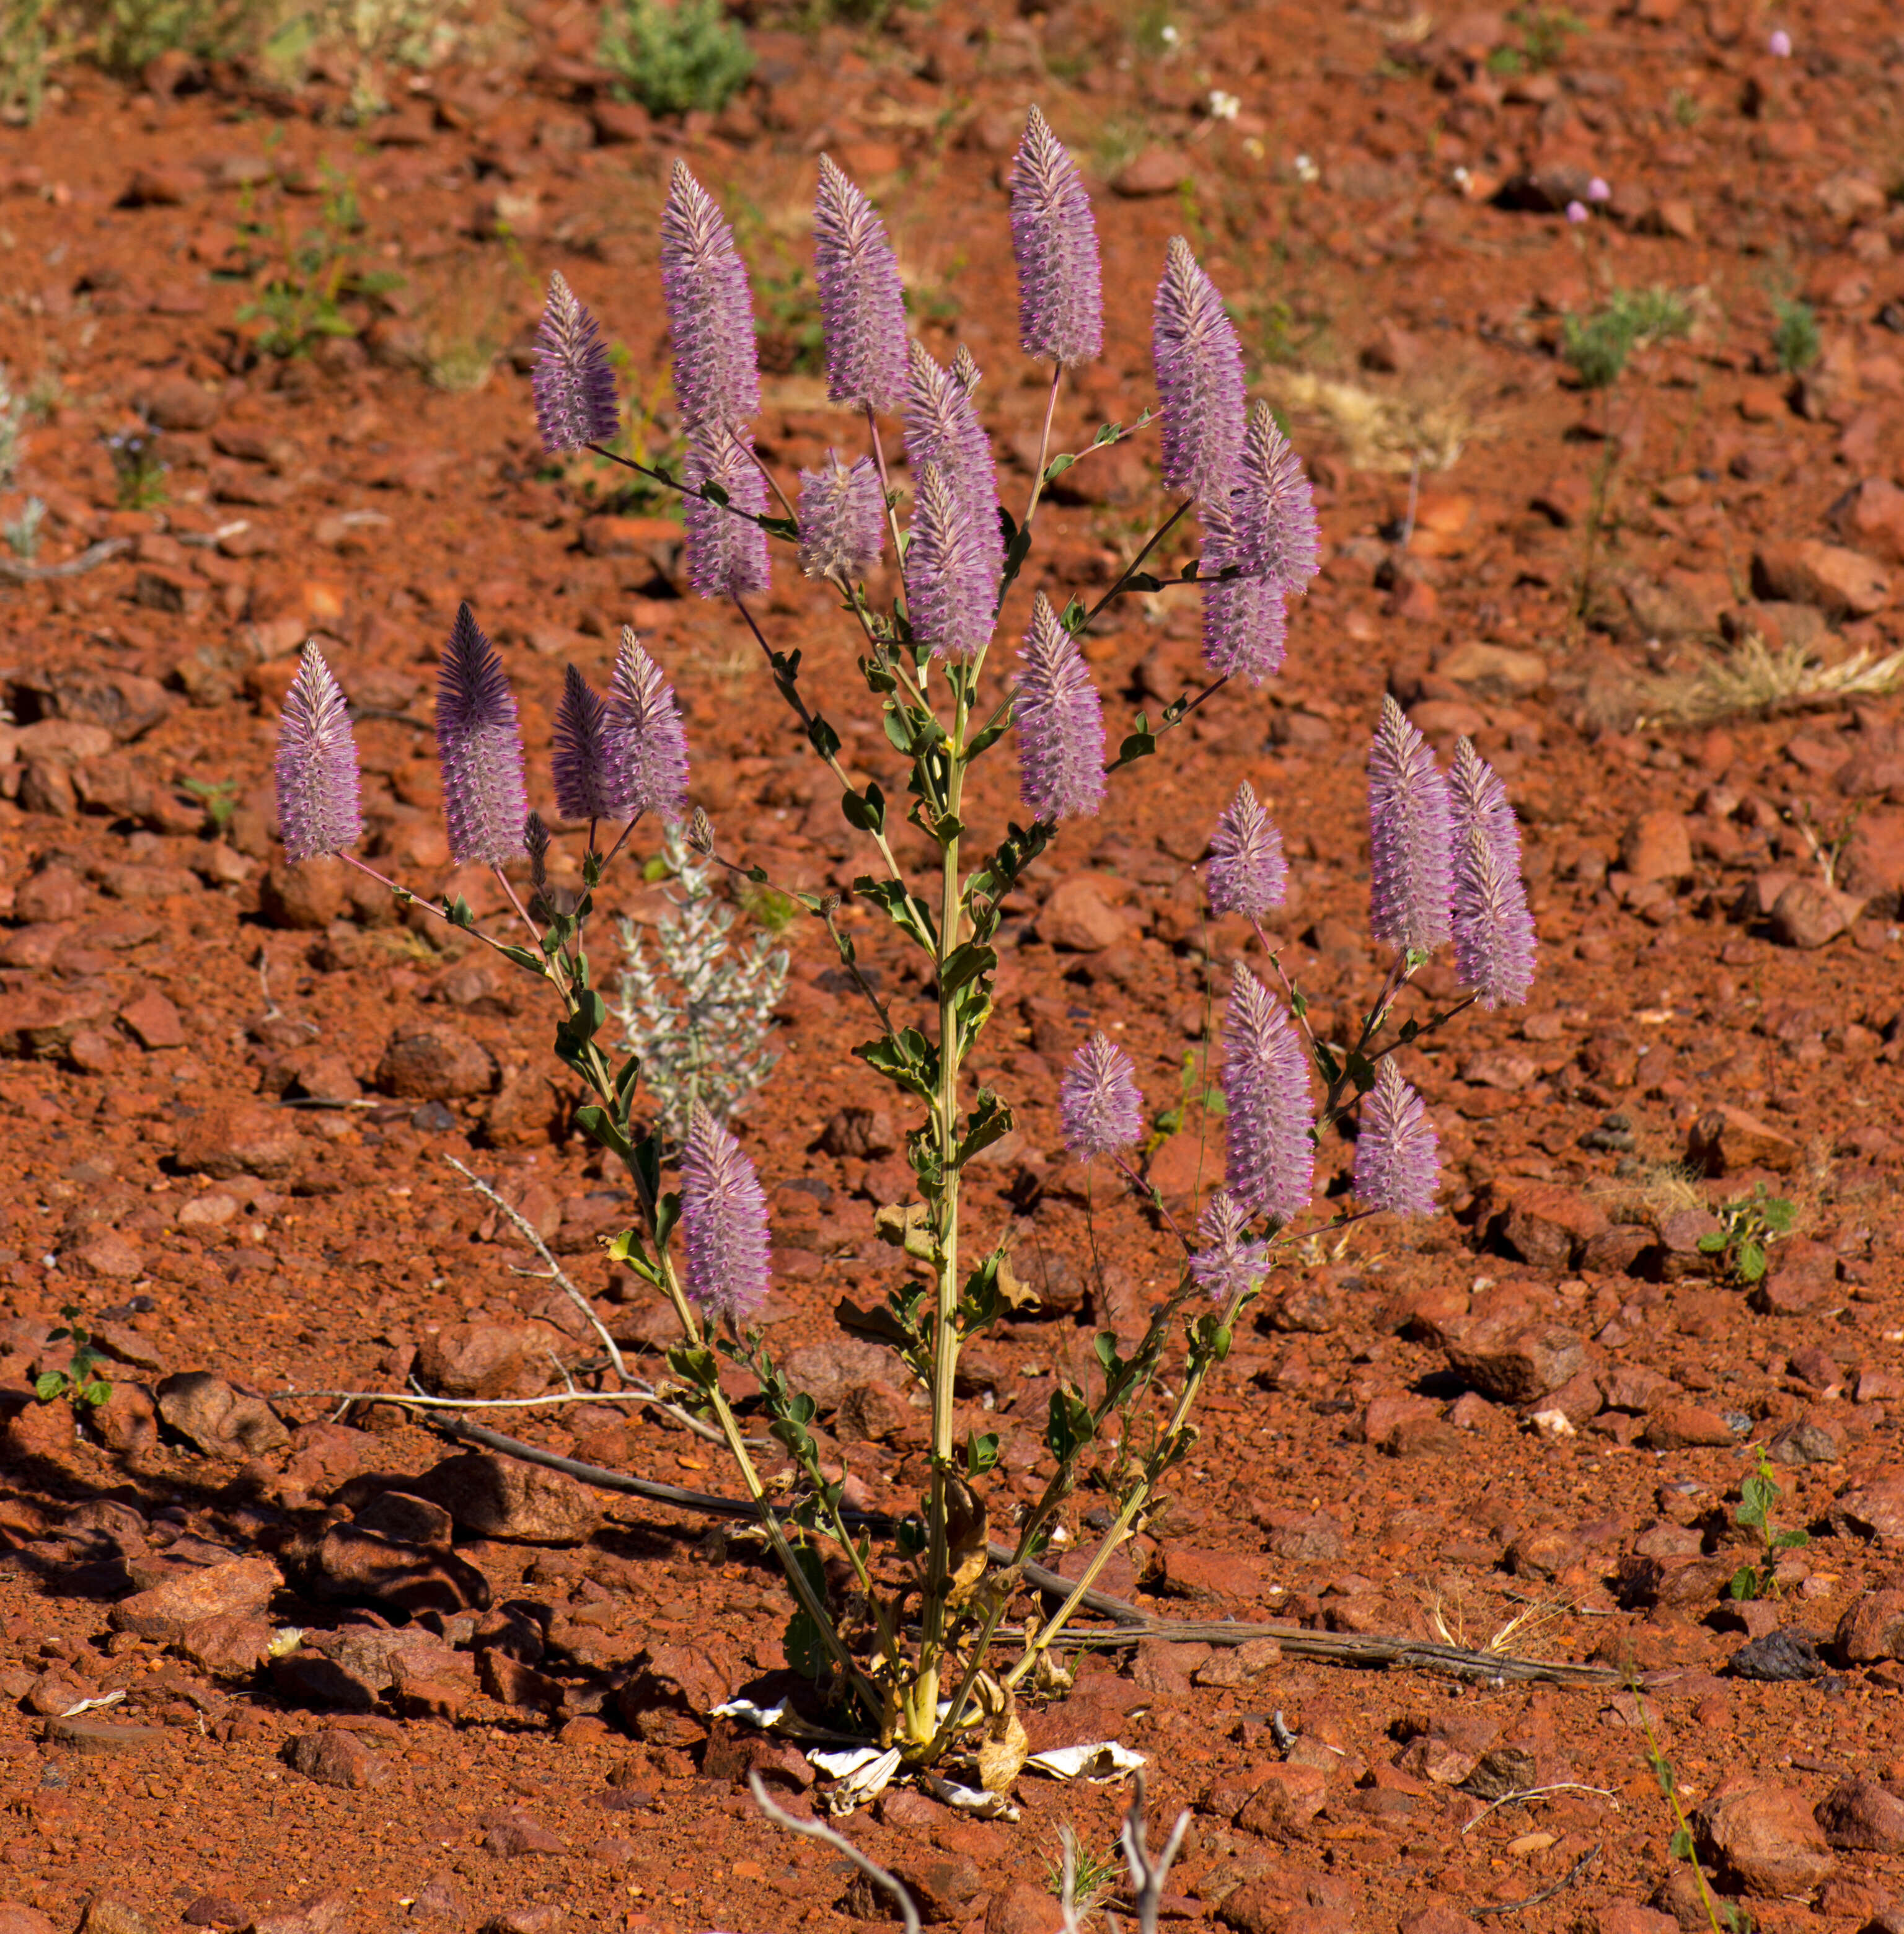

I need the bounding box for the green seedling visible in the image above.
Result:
[1728,1444,1809,1601]
[599,0,752,116]
[35,1305,113,1409]
[1696,1185,1794,1286]
[1561,285,1694,389]
[182,775,239,830]
[1771,298,1820,374]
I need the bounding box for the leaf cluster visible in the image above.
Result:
[1695,1185,1794,1286]
[599,0,752,116]
[1561,285,1694,390]
[34,1305,113,1410]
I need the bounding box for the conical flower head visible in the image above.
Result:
[904,462,995,662]
[276,645,362,863]
[1230,401,1320,594]
[682,422,771,601]
[1367,694,1453,955]
[1059,1032,1142,1162]
[532,270,619,454]
[1009,105,1103,368]
[552,664,625,825]
[813,155,909,415]
[1450,738,1536,1007]
[609,628,690,826]
[661,161,760,432]
[951,345,982,398]
[1153,236,1247,501]
[797,450,885,581]
[436,604,529,867]
[1221,966,1314,1224]
[1015,591,1105,823]
[1187,1189,1272,1304]
[1354,1060,1440,1217]
[1207,780,1287,919]
[681,1102,772,1323]
[1200,552,1289,686]
[902,341,1003,585]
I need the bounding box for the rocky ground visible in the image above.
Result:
[1,1,1903,1932]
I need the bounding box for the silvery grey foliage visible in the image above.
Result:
[0,368,27,487]
[610,826,788,1143]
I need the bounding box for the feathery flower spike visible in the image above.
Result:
[608,629,690,825]
[1354,1060,1440,1217]
[436,604,529,868]
[902,341,1003,586]
[524,810,550,903]
[1199,521,1290,685]
[1187,1190,1272,1304]
[1230,401,1320,594]
[1060,1033,1143,1163]
[681,1102,772,1322]
[682,423,771,601]
[1222,965,1314,1224]
[813,156,909,415]
[797,450,885,581]
[660,161,760,433]
[1207,780,1287,919]
[1015,592,1105,822]
[1152,236,1247,502]
[904,462,995,662]
[1367,693,1453,956]
[552,664,625,825]
[532,271,619,454]
[1009,105,1103,368]
[951,345,982,398]
[275,645,362,863]
[1449,738,1536,1007]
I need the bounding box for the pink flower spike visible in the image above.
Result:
[1207,780,1287,920]
[813,155,909,415]
[436,603,529,868]
[275,645,362,863]
[681,423,771,601]
[1565,200,1588,224]
[1014,591,1106,824]
[1060,1033,1143,1163]
[1367,693,1453,957]
[680,1103,772,1323]
[552,663,625,825]
[1768,28,1791,56]
[1008,105,1103,368]
[1187,1190,1271,1304]
[1587,176,1611,202]
[796,450,884,581]
[1221,966,1313,1225]
[609,629,690,826]
[1353,1061,1440,1218]
[661,161,760,434]
[532,271,619,455]
[1152,236,1247,503]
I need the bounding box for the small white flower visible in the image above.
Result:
[1208,89,1240,121]
[1294,152,1320,183]
[1452,164,1471,187]
[1160,20,1179,43]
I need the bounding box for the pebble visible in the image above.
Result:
[1727,1629,1826,1682]
[412,1324,546,1401]
[412,1452,601,1543]
[479,1808,568,1857]
[1696,1779,1835,1895]
[286,1728,392,1790]
[154,1373,290,1460]
[108,1555,281,1641]
[1816,1778,1904,1853]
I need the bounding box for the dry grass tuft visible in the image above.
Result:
[1263,361,1495,474]
[1428,1590,1569,1659]
[1636,632,1904,726]
[1589,1160,1704,1231]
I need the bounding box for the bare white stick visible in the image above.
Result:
[1117,1772,1191,1934]
[747,1773,921,1934]
[444,1154,629,1384]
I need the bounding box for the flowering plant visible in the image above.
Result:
[273,106,1535,1776]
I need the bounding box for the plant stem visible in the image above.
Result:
[1077,499,1192,635]
[1021,361,1064,532]
[864,401,907,567]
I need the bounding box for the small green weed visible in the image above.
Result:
[1771,298,1820,374]
[97,0,254,74]
[105,426,167,510]
[1044,1823,1120,1920]
[35,1305,113,1410]
[237,164,399,359]
[0,0,48,125]
[1561,285,1694,389]
[0,364,27,485]
[739,880,799,934]
[1153,1047,1225,1141]
[1728,1444,1809,1601]
[599,0,752,117]
[1667,87,1702,128]
[1696,1183,1794,1286]
[1486,7,1582,74]
[1640,1696,1753,1934]
[3,495,45,562]
[182,775,239,831]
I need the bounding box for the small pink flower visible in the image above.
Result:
[1768,27,1791,56]
[1587,177,1610,202]
[1565,200,1589,224]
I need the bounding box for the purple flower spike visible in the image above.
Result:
[609,629,690,825]
[1450,738,1537,1007]
[951,345,982,399]
[1768,27,1791,56]
[680,1102,772,1323]
[903,341,1003,585]
[1199,544,1289,684]
[532,270,619,455]
[1015,592,1106,824]
[1354,1060,1440,1218]
[1367,694,1453,956]
[276,645,362,863]
[1009,104,1103,368]
[1565,200,1588,224]
[1187,1190,1272,1304]
[682,423,771,601]
[553,664,624,825]
[1207,780,1287,919]
[1232,401,1320,596]
[904,462,995,662]
[1222,966,1314,1225]
[1060,1033,1143,1163]
[661,160,760,433]
[1587,176,1611,203]
[797,450,885,581]
[1153,236,1247,503]
[813,155,909,415]
[437,603,529,868]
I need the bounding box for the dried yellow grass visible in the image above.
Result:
[1263,362,1493,474]
[1636,632,1904,726]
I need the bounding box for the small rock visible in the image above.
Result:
[1753,539,1892,619]
[80,1899,154,1934]
[1685,1105,1800,1177]
[247,1891,348,1934]
[985,1883,1065,1934]
[1728,1629,1826,1682]
[1489,1184,1610,1271]
[1398,1904,1484,1934]
[1696,1778,1835,1895]
[118,990,185,1049]
[1621,812,1694,883]
[1766,1418,1840,1467]
[1111,147,1189,197]
[1598,1905,1678,1934]
[174,1612,278,1680]
[480,1912,562,1934]
[480,1808,566,1857]
[376,1026,497,1101]
[615,1643,731,1747]
[171,1103,304,1180]
[1830,1475,1904,1542]
[41,1716,166,1755]
[1836,1589,1904,1662]
[1255,1508,1345,1563]
[408,1872,464,1920]
[0,1910,56,1934]
[1235,1764,1329,1837]
[775,1336,895,1412]
[1753,1237,1840,1314]
[412,1323,543,1401]
[1770,878,1864,949]
[1442,1315,1586,1405]
[352,1491,454,1545]
[155,1373,290,1459]
[306,1523,491,1615]
[109,1555,281,1640]
[287,1728,392,1790]
[891,1853,982,1924]
[181,1899,249,1928]
[1642,1403,1739,1450]
[412,1452,599,1543]
[1038,875,1131,952]
[1816,1778,1904,1852]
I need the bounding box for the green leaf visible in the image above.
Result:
[964,1431,1000,1476]
[666,1344,718,1391]
[1092,422,1121,446]
[1762,1197,1796,1232]
[853,876,937,952]
[1772,1528,1809,1551]
[80,1379,112,1408]
[1344,1051,1377,1095]
[806,715,841,761]
[443,894,476,930]
[855,1028,940,1102]
[1728,1565,1760,1601]
[1118,728,1157,764]
[1044,1387,1095,1463]
[573,1105,632,1165]
[939,941,996,997]
[954,1092,1014,1168]
[1043,453,1076,480]
[33,1371,64,1403]
[782,1545,831,1679]
[1668,1827,1694,1862]
[841,782,886,834]
[1695,1232,1727,1254]
[700,479,730,508]
[497,944,547,976]
[1123,572,1162,594]
[1739,1242,1766,1283]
